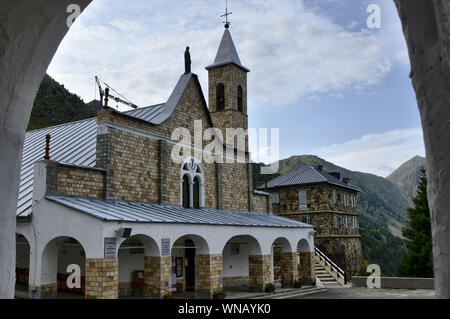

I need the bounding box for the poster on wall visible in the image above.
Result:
[176,257,183,278]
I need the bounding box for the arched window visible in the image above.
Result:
[193,176,200,209]
[180,158,204,209]
[237,85,243,112]
[182,175,190,208]
[216,83,225,111]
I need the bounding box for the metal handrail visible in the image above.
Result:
[314,247,347,284]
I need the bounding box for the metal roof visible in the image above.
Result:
[258,164,361,192]
[45,194,311,228]
[17,102,176,217]
[206,28,250,72]
[17,118,98,217]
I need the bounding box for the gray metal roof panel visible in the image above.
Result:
[45,194,311,228]
[259,164,361,192]
[17,118,98,217]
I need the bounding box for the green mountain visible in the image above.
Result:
[253,155,408,276]
[387,156,426,202]
[27,74,98,131]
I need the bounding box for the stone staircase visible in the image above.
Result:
[314,259,344,288]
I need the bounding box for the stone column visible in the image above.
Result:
[85,258,118,299]
[298,252,315,286]
[280,252,298,288]
[195,254,223,299]
[248,255,272,292]
[144,256,172,299]
[39,284,57,299]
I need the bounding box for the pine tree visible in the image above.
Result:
[398,168,433,278]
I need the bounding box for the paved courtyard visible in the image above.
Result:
[292,287,435,299]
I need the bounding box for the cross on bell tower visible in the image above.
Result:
[221,0,232,29]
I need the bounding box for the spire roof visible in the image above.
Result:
[206,28,250,72]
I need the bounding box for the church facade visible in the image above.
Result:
[14,27,315,299]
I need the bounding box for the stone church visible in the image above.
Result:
[14,26,316,299]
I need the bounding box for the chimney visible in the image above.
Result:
[318,164,323,171]
[343,177,350,184]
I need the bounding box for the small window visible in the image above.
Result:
[237,85,243,112]
[332,190,336,204]
[300,215,311,224]
[216,83,225,111]
[182,175,190,208]
[298,190,307,210]
[193,176,200,209]
[270,193,280,204]
[333,215,338,229]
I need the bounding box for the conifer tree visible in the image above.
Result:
[398,168,433,278]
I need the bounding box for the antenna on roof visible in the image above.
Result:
[221,0,232,28]
[95,76,139,110]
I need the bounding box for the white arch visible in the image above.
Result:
[171,234,210,255]
[117,234,160,257]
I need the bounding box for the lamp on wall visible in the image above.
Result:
[117,227,132,238]
[309,230,317,237]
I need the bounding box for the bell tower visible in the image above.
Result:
[206,24,250,145]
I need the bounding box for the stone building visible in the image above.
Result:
[258,164,363,277]
[14,26,315,299]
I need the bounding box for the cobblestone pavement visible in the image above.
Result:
[292,287,435,299]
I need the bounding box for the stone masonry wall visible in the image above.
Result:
[280,252,298,288]
[85,258,118,299]
[195,254,222,298]
[253,193,269,213]
[248,255,272,292]
[144,256,172,298]
[270,185,363,277]
[57,165,105,198]
[273,185,358,215]
[298,252,315,286]
[96,76,250,211]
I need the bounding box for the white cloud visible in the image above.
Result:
[312,128,426,177]
[47,0,407,110]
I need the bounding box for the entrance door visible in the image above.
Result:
[185,240,196,291]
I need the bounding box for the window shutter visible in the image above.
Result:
[298,191,307,210]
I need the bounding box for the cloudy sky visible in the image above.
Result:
[47,0,425,177]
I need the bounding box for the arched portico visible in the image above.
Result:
[117,234,160,298]
[171,234,217,299]
[40,236,86,299]
[221,234,274,293]
[272,237,298,288]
